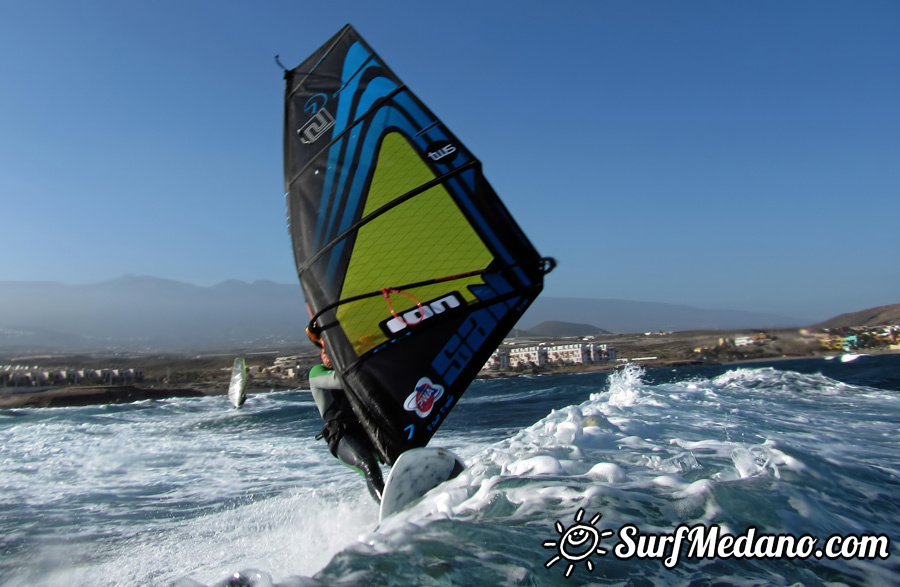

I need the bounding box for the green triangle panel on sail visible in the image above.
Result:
[336,132,494,356]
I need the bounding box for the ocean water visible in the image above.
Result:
[1,355,898,586]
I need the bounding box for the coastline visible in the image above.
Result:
[478,347,900,381]
[5,349,897,410]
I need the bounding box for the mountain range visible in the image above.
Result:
[521,321,612,338]
[0,275,878,353]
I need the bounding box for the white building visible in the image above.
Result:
[509,346,547,368]
[483,342,617,371]
[591,344,616,362]
[544,343,617,364]
[482,350,509,371]
[547,343,591,364]
[274,355,305,369]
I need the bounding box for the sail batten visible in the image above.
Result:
[297,160,479,279]
[284,25,552,464]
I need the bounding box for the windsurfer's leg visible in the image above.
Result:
[311,387,336,420]
[335,433,384,503]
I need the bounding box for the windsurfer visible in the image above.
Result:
[309,346,385,503]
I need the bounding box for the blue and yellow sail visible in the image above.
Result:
[283,25,553,464]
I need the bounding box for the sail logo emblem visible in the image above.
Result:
[381,292,465,336]
[404,377,444,418]
[304,93,328,115]
[425,140,457,162]
[298,107,335,144]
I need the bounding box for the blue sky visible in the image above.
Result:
[1,1,897,321]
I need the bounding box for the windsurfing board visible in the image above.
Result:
[227,357,247,408]
[379,447,465,522]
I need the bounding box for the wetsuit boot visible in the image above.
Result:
[335,433,385,503]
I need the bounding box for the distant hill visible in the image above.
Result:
[0,276,885,353]
[0,276,310,352]
[814,303,900,329]
[519,297,806,334]
[524,321,611,338]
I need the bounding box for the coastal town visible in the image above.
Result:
[2,322,898,409]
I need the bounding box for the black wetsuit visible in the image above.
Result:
[309,364,384,503]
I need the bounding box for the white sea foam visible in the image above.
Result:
[3,360,899,586]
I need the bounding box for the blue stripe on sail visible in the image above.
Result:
[324,73,397,253]
[325,90,429,283]
[326,105,391,282]
[316,42,373,250]
[393,92,436,136]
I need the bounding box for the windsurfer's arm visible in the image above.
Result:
[309,364,343,390]
[309,363,345,420]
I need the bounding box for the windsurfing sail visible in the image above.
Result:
[228,357,248,408]
[283,25,554,465]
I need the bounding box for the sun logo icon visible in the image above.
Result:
[543,508,615,578]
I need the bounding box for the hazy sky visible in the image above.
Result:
[2,1,897,321]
